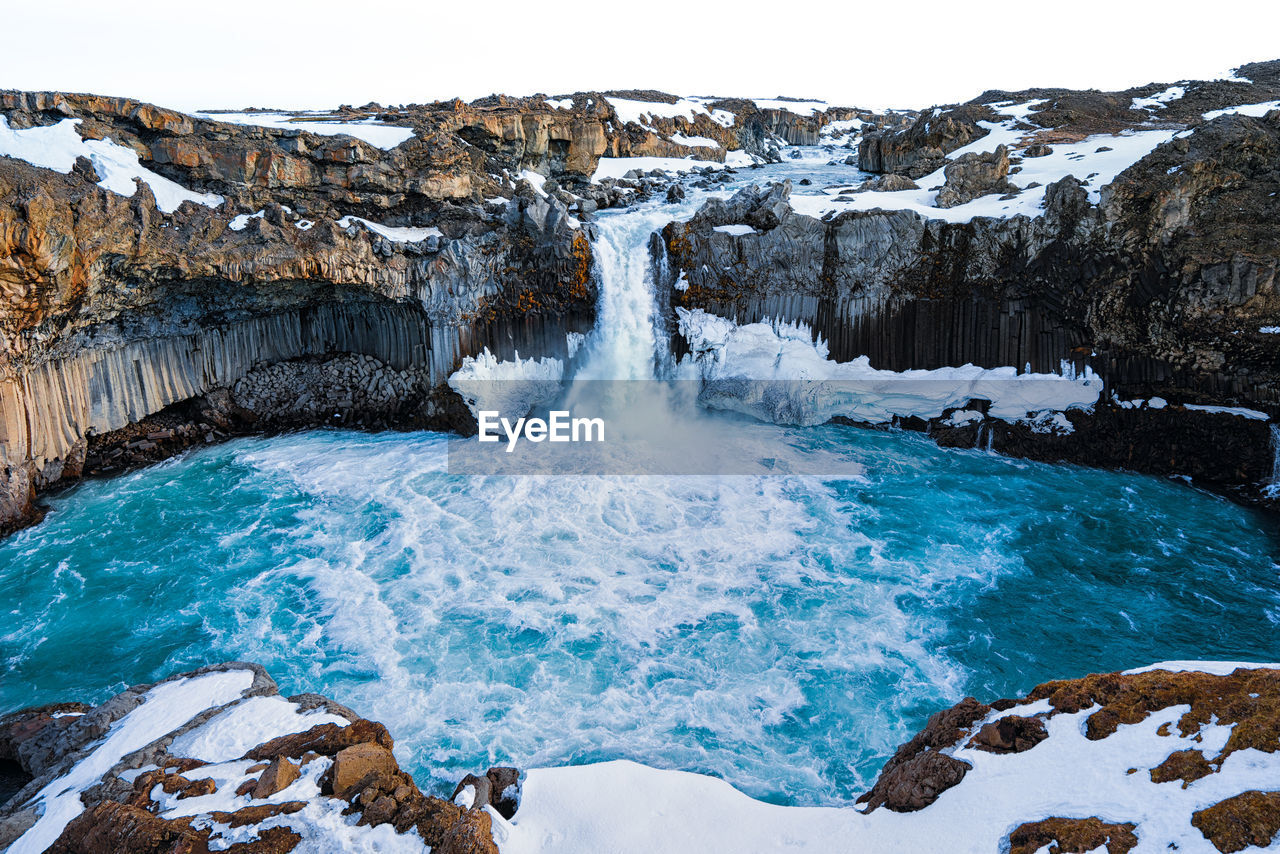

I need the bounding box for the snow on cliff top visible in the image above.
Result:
[0,116,224,213]
[605,96,736,129]
[8,669,255,854]
[789,99,1177,223]
[750,98,829,116]
[192,111,415,149]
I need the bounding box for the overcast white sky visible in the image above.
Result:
[3,0,1278,112]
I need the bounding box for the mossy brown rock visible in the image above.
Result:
[858,664,1280,847]
[1148,748,1214,787]
[1192,790,1280,853]
[1007,816,1139,854]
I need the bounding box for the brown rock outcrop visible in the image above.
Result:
[1008,816,1139,854]
[856,696,988,811]
[251,757,300,798]
[1192,790,1280,853]
[247,719,394,761]
[325,743,399,798]
[47,801,209,854]
[2,662,501,854]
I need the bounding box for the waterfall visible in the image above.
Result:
[571,209,675,383]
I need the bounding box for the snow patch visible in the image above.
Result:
[1182,404,1270,421]
[591,156,726,182]
[605,97,725,130]
[497,690,1280,854]
[337,215,442,242]
[0,116,224,213]
[169,695,348,763]
[789,123,1176,223]
[229,210,265,231]
[751,99,828,117]
[7,669,254,854]
[1123,661,1280,676]
[712,224,757,236]
[668,133,720,149]
[193,111,414,149]
[943,409,984,427]
[1131,86,1185,111]
[1202,100,1280,121]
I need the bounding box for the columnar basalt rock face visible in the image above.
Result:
[664,94,1280,501]
[0,93,600,534]
[0,83,886,534]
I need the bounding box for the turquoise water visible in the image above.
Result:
[2,423,1277,805]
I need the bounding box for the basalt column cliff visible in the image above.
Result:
[0,90,867,532]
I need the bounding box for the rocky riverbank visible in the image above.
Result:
[3,661,1277,853]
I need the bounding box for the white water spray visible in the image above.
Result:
[1268,424,1280,497]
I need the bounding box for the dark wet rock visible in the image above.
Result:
[858,173,919,192]
[856,696,988,811]
[858,104,998,177]
[967,713,1048,754]
[450,766,521,818]
[858,750,971,812]
[935,144,1016,207]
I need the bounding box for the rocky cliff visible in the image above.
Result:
[664,63,1280,503]
[0,87,867,534]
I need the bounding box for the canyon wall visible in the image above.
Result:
[663,66,1280,500]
